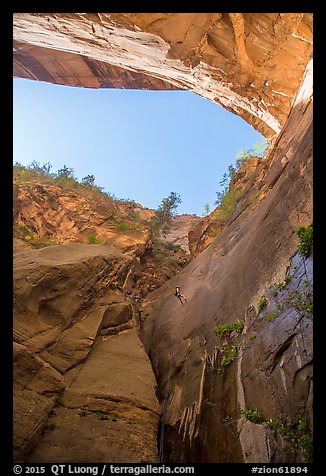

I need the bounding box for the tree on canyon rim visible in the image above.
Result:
[152,192,182,237]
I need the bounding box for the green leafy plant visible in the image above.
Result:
[116,223,144,232]
[284,275,293,285]
[214,321,244,336]
[203,203,211,216]
[152,192,182,237]
[223,414,233,422]
[214,188,240,223]
[79,409,89,417]
[129,211,141,221]
[257,296,267,312]
[81,174,96,186]
[271,282,285,297]
[88,234,101,244]
[263,312,277,323]
[96,412,109,420]
[151,239,187,274]
[220,345,238,367]
[16,224,35,241]
[296,224,313,257]
[290,290,313,316]
[241,408,263,424]
[266,415,285,432]
[299,434,313,460]
[297,418,307,431]
[13,163,116,204]
[162,242,183,252]
[266,415,312,461]
[213,140,267,222]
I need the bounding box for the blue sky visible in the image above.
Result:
[13,78,264,216]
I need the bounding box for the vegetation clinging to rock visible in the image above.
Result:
[296,224,313,257]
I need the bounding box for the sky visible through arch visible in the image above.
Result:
[13,78,264,217]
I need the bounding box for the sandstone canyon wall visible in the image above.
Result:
[12,175,196,462]
[140,60,313,462]
[13,12,313,463]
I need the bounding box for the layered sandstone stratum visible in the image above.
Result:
[13,13,313,463]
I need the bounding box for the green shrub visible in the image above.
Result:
[257,296,267,312]
[284,275,293,285]
[162,241,183,252]
[129,211,141,221]
[241,408,263,424]
[214,188,240,223]
[34,235,58,246]
[258,413,312,462]
[296,224,313,257]
[117,223,131,231]
[220,345,238,367]
[290,290,313,316]
[88,234,101,244]
[96,412,109,420]
[300,434,313,460]
[263,312,277,323]
[266,415,285,432]
[214,321,244,336]
[18,224,35,240]
[223,414,233,422]
[116,223,144,232]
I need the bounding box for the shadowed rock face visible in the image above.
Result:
[13,13,312,137]
[140,59,313,463]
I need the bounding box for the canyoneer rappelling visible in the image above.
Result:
[174,286,187,304]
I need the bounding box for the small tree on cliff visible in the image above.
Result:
[203,203,211,216]
[152,192,182,237]
[57,165,75,179]
[82,174,96,186]
[55,165,76,188]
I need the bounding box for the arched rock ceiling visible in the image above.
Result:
[13,13,313,138]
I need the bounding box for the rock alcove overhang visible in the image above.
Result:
[13,13,313,139]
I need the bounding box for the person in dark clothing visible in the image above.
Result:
[174,286,187,304]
